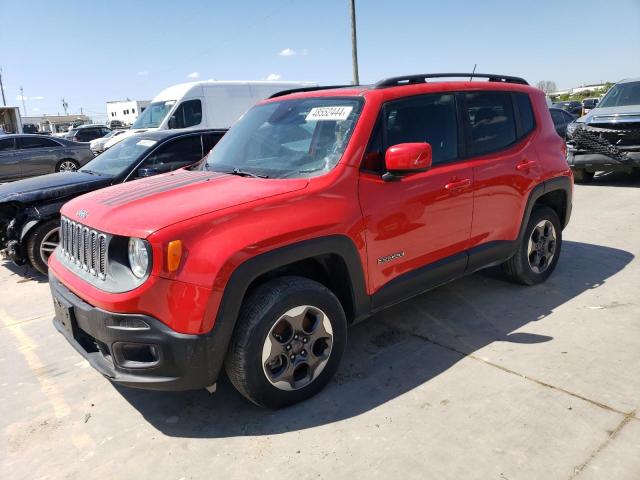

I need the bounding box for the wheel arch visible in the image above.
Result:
[517,175,572,245]
[201,235,371,386]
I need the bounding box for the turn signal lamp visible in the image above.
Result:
[166,240,183,272]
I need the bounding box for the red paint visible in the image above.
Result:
[51,80,571,335]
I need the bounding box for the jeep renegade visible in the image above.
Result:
[49,73,573,408]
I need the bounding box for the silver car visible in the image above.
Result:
[0,134,94,182]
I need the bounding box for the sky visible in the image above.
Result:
[1,0,639,120]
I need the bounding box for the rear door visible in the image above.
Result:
[0,137,19,181]
[16,136,63,177]
[358,93,473,303]
[465,91,540,268]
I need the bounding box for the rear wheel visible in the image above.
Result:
[225,276,347,409]
[572,168,594,183]
[56,159,80,172]
[502,206,562,285]
[26,219,61,275]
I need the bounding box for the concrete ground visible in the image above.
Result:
[1,172,639,480]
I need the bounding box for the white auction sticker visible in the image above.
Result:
[306,106,353,122]
[136,139,157,147]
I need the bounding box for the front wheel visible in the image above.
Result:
[225,276,347,409]
[26,219,61,275]
[502,206,562,285]
[56,159,80,172]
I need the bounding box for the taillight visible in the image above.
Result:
[561,142,567,158]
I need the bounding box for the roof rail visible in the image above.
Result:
[374,73,529,89]
[269,85,355,98]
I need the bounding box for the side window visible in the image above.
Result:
[17,137,60,149]
[465,92,517,156]
[202,132,224,155]
[514,93,535,136]
[139,136,203,174]
[361,94,459,173]
[0,138,15,151]
[169,99,203,129]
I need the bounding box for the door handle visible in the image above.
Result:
[516,160,537,171]
[445,179,471,192]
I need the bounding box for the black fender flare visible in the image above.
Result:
[202,235,371,384]
[516,175,572,246]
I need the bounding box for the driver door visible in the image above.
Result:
[358,93,473,306]
[132,134,205,179]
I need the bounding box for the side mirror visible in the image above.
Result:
[383,142,432,181]
[137,167,160,178]
[167,116,177,129]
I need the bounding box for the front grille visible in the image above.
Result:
[60,216,108,279]
[572,128,631,162]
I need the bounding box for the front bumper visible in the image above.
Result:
[567,148,640,169]
[50,271,222,391]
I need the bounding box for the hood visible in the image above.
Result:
[582,105,640,124]
[0,172,111,204]
[61,169,309,238]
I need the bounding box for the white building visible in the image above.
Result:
[106,99,151,126]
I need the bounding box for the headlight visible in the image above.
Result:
[128,237,150,279]
[566,121,583,138]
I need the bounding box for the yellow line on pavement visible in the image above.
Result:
[0,308,71,419]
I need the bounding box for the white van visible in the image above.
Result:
[104,80,316,149]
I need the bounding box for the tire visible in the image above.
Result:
[26,219,61,275]
[572,168,594,183]
[56,159,80,172]
[502,206,562,286]
[225,276,347,409]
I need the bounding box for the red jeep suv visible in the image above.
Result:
[49,73,573,408]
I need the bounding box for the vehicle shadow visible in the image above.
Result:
[583,170,640,187]
[0,259,47,283]
[114,240,633,438]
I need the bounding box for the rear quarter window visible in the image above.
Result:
[514,93,535,137]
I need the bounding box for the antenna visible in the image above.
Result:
[469,64,477,81]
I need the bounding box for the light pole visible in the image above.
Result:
[349,0,359,85]
[0,68,6,106]
[20,86,27,116]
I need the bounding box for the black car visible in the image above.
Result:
[0,134,94,182]
[552,101,582,116]
[0,128,225,274]
[65,125,112,143]
[549,107,577,139]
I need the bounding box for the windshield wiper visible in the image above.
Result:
[80,170,102,176]
[222,168,269,179]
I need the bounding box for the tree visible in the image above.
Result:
[536,80,558,94]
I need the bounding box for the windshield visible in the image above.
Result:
[204,97,363,179]
[598,81,640,108]
[80,136,156,177]
[132,100,176,129]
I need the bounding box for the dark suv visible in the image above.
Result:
[66,125,112,143]
[49,73,572,408]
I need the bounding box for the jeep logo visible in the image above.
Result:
[76,209,89,219]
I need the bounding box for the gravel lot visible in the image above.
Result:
[1,172,639,480]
